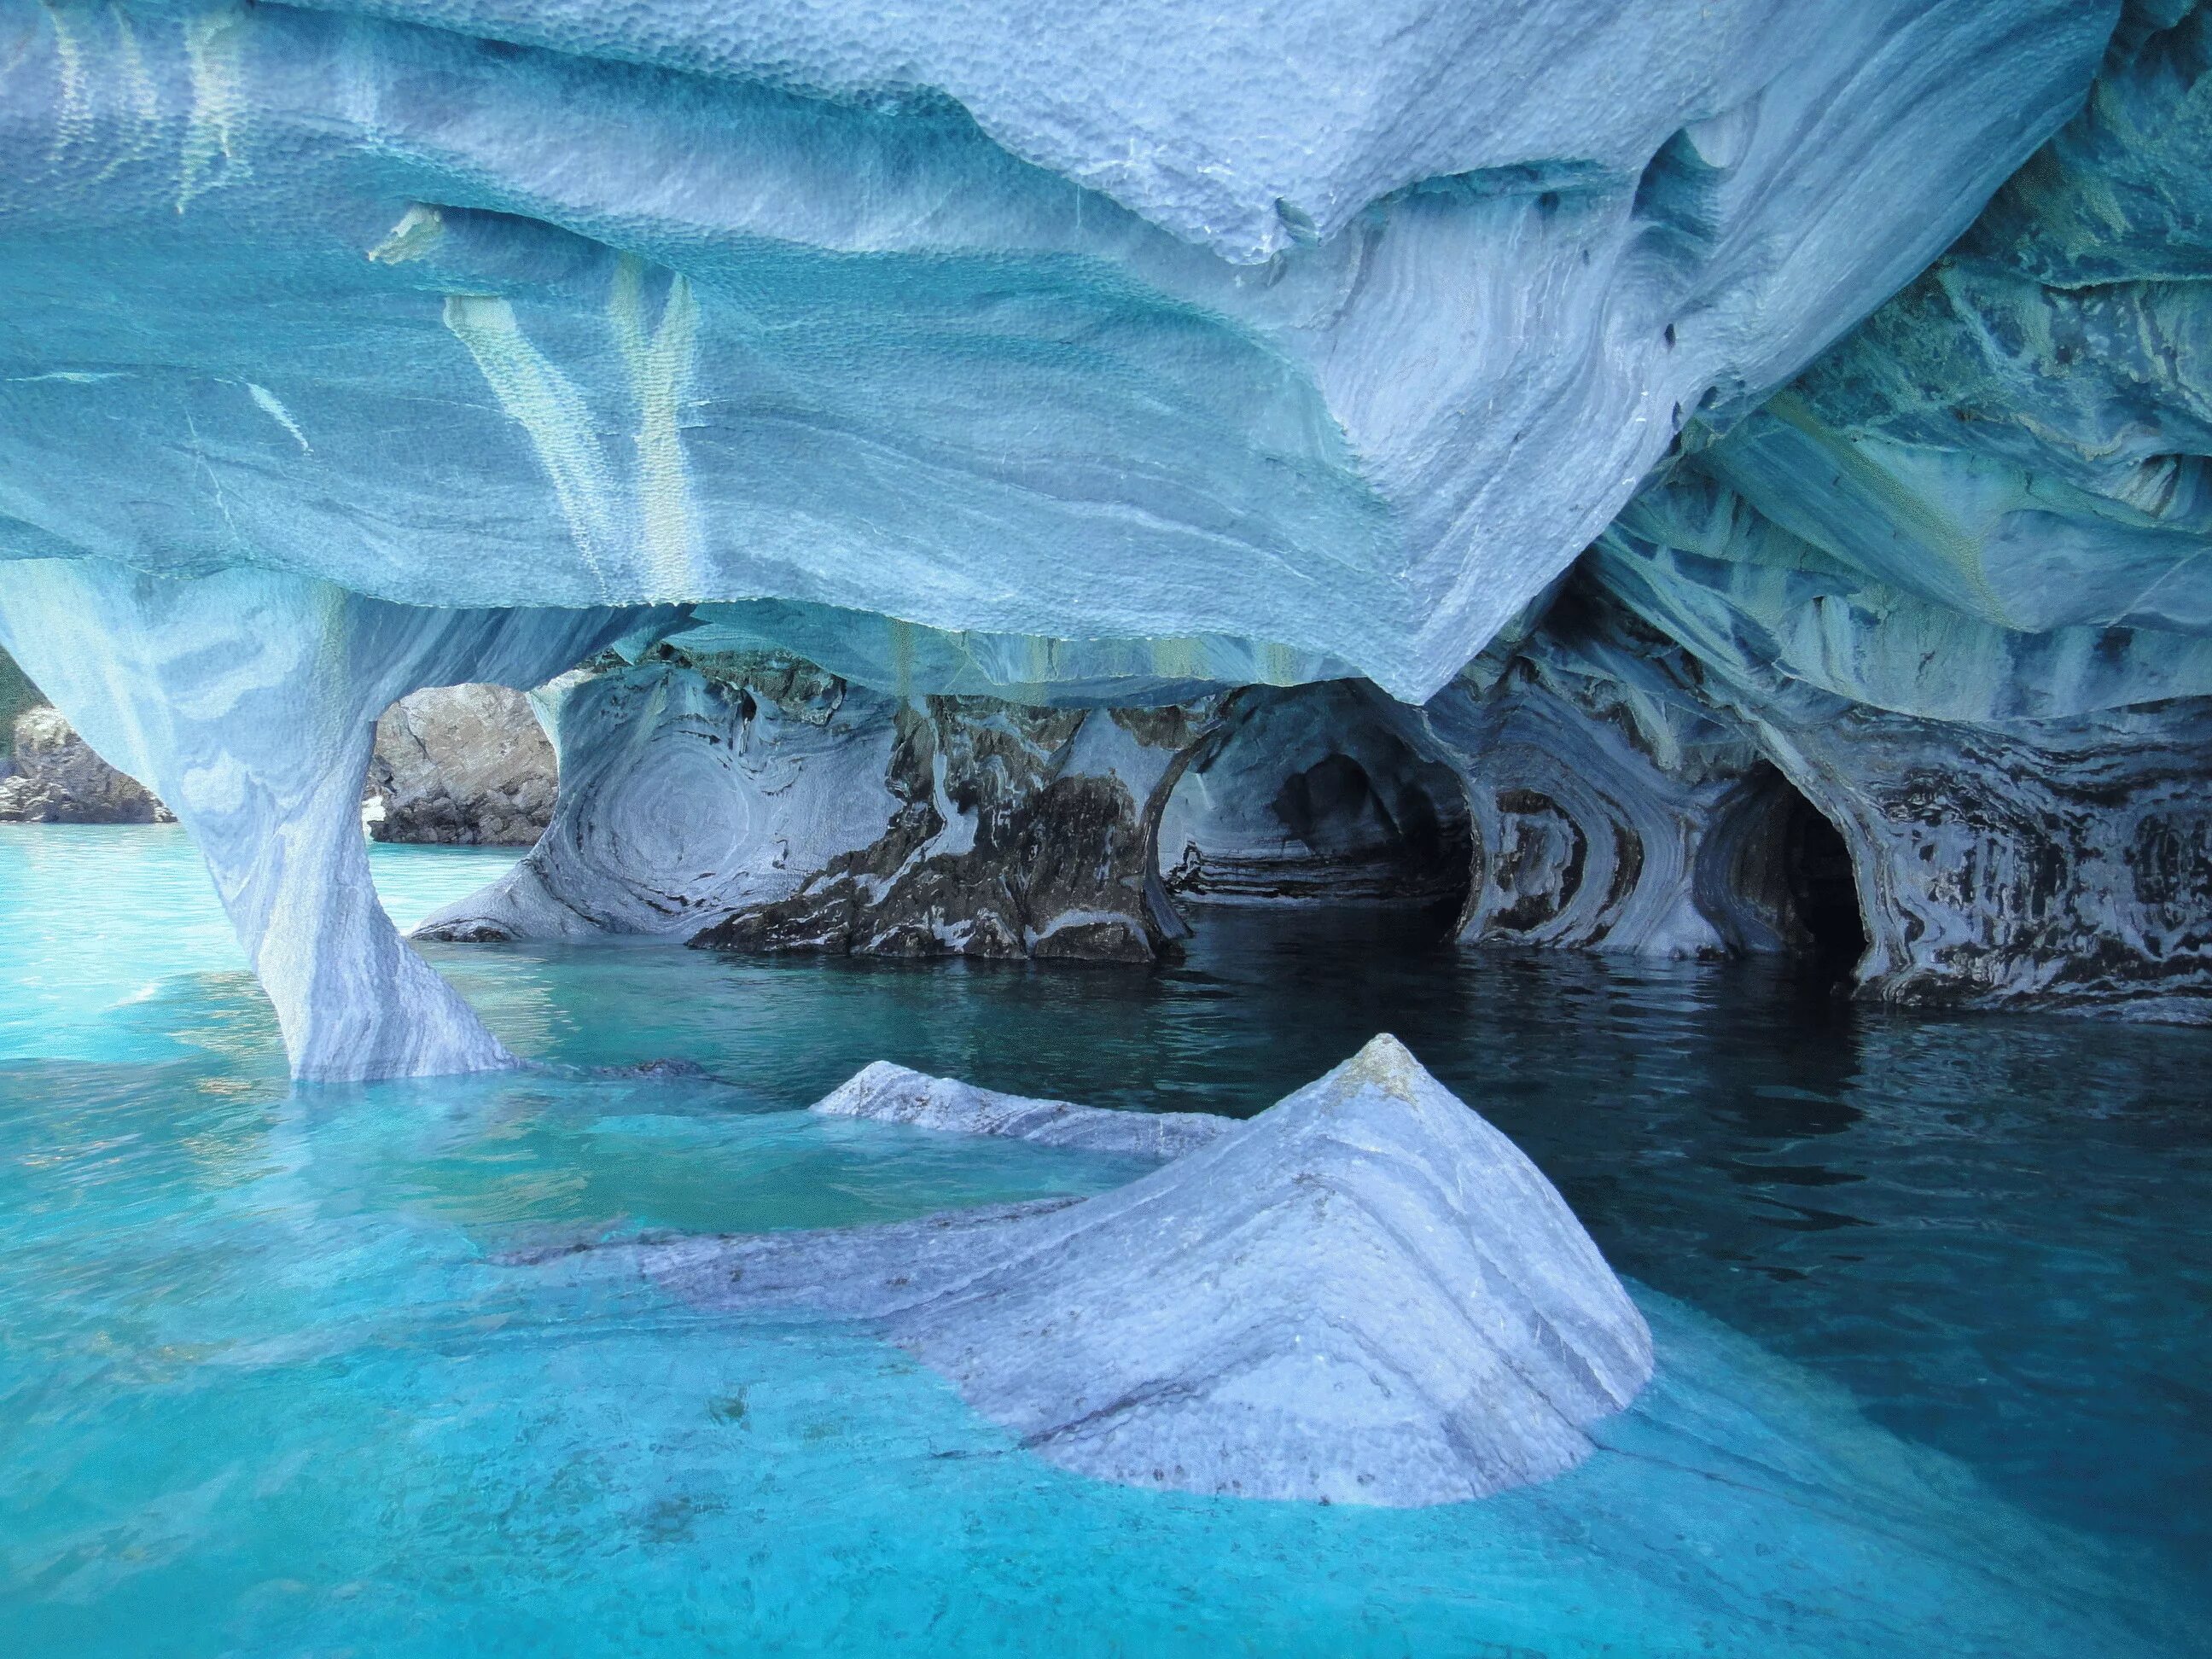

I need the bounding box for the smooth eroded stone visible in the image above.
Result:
[646,1034,1654,1506]
[811,1060,1232,1161]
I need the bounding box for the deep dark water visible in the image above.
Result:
[3,830,2208,1655]
[661,900,2212,1582]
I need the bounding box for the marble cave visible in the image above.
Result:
[0,3,2207,1655]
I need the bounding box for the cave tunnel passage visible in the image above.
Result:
[1783,789,1867,963]
[1156,686,1474,919]
[1703,764,1869,970]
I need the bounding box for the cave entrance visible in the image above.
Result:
[1155,684,1473,927]
[1782,790,1866,963]
[1699,764,1867,972]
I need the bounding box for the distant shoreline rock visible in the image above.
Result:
[0,651,556,844]
[0,706,171,824]
[365,683,557,847]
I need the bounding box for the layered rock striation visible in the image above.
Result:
[642,1037,1653,1505]
[0,0,2104,696]
[1,2,2206,1072]
[420,649,1217,962]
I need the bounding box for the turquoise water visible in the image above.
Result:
[2,826,2207,1656]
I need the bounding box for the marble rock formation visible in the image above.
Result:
[0,705,173,825]
[428,649,1220,963]
[692,691,1217,963]
[1157,682,1473,906]
[812,1061,1232,1161]
[420,655,899,943]
[641,1036,1654,1505]
[2,0,2205,1071]
[365,683,559,846]
[1506,8,2212,1017]
[1382,589,1837,960]
[0,0,2103,698]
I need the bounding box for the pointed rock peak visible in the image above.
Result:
[655,1038,1651,1506]
[1330,1032,1426,1103]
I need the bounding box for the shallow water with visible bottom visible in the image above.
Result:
[2,826,2207,1656]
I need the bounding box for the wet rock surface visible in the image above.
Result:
[640,1036,1654,1506]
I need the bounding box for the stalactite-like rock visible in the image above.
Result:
[0,558,647,1079]
[0,0,2202,1047]
[642,1036,1653,1505]
[0,0,2110,700]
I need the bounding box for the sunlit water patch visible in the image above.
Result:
[0,828,2205,1654]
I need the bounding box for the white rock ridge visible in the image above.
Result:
[645,1035,1654,1505]
[812,1061,1233,1161]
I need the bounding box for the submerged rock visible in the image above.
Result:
[812,1061,1232,1161]
[0,705,172,825]
[645,1035,1652,1505]
[365,683,558,847]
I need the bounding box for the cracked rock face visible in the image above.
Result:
[0,705,172,825]
[366,683,558,846]
[642,1036,1654,1506]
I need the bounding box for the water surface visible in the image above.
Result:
[2,827,2205,1655]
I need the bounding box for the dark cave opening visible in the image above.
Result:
[1698,763,1868,972]
[1781,789,1868,963]
[1155,688,1474,921]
